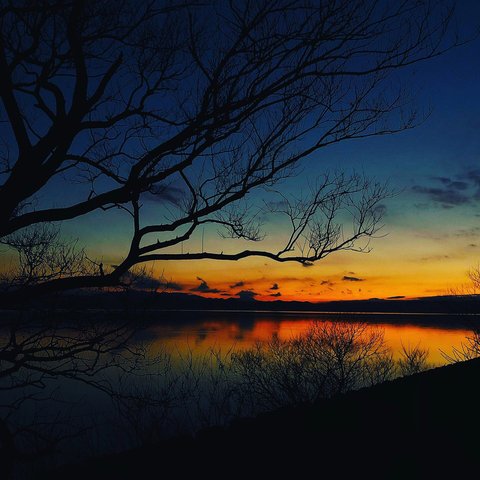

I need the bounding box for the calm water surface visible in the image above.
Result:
[143,311,478,365]
[2,310,479,478]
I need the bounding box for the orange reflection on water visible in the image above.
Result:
[380,323,471,365]
[145,313,473,366]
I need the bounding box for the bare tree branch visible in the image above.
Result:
[0,0,464,297]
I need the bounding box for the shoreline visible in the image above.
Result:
[1,308,480,329]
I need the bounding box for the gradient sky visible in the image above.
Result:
[4,1,479,302]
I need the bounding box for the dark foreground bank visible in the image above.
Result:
[37,358,480,479]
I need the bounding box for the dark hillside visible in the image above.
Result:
[45,358,480,479]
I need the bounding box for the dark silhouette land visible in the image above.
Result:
[43,357,480,479]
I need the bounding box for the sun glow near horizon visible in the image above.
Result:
[149,223,476,302]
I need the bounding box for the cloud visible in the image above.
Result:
[414,226,480,243]
[274,276,315,283]
[144,185,184,206]
[420,254,450,262]
[320,280,335,289]
[301,262,314,267]
[269,292,282,297]
[387,295,405,299]
[266,199,289,210]
[374,204,387,217]
[190,277,222,293]
[414,203,431,210]
[412,171,480,208]
[459,169,480,188]
[229,281,245,289]
[411,185,470,207]
[237,290,258,301]
[342,276,364,282]
[454,227,480,238]
[269,283,279,290]
[433,177,469,190]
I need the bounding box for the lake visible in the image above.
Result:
[141,310,477,365]
[1,310,479,477]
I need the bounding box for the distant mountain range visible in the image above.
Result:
[15,290,480,314]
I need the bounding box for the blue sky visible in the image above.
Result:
[4,1,479,301]
[156,1,480,300]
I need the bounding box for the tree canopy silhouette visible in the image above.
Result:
[0,0,459,297]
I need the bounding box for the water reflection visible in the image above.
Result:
[0,311,478,478]
[144,312,475,365]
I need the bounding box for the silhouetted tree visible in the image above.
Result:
[397,342,430,376]
[469,266,480,292]
[231,322,394,408]
[442,266,480,361]
[0,0,461,297]
[0,311,163,475]
[441,331,480,362]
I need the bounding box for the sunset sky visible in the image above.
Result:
[52,2,479,304]
[3,1,479,303]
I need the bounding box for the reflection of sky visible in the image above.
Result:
[3,314,472,463]
[144,313,472,366]
[4,3,479,302]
